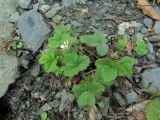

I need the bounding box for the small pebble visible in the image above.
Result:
[39,4,50,13]
[18,0,31,9]
[143,18,153,29]
[156,52,160,58]
[136,32,144,40]
[113,92,126,106]
[52,15,62,23]
[38,0,46,4]
[141,27,148,34]
[40,103,52,111]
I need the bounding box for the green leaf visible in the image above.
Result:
[61,52,90,77]
[95,59,113,69]
[144,98,160,120]
[73,82,104,97]
[116,56,135,77]
[54,22,72,34]
[78,91,95,108]
[39,51,59,73]
[41,112,47,120]
[48,23,75,48]
[118,39,128,50]
[17,41,24,48]
[95,59,117,86]
[81,31,108,56]
[95,59,109,69]
[135,40,148,56]
[48,32,74,49]
[95,66,117,86]
[102,66,117,85]
[96,44,109,56]
[81,31,107,47]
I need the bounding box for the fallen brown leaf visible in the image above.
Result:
[149,27,156,33]
[81,8,88,14]
[126,41,134,54]
[128,111,146,120]
[88,106,98,120]
[137,0,160,20]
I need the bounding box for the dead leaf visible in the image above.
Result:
[39,95,47,101]
[126,101,149,120]
[81,8,88,14]
[126,41,134,54]
[126,100,149,112]
[137,0,160,20]
[71,76,81,85]
[149,27,156,33]
[128,111,146,120]
[88,106,98,120]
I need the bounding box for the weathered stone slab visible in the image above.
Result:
[0,0,17,39]
[18,10,51,52]
[0,52,19,97]
[142,68,160,93]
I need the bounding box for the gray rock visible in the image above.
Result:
[55,89,75,112]
[147,53,156,61]
[39,5,50,13]
[62,0,86,7]
[52,15,62,23]
[40,103,52,111]
[59,92,75,112]
[102,97,110,117]
[0,52,19,97]
[125,90,140,104]
[18,10,51,52]
[31,92,40,98]
[45,9,57,18]
[136,33,144,40]
[156,52,160,58]
[18,0,31,9]
[0,0,17,39]
[154,21,160,35]
[118,30,125,35]
[143,18,153,29]
[38,0,46,5]
[49,100,59,108]
[31,64,40,77]
[135,23,143,32]
[141,27,148,34]
[45,3,60,18]
[142,68,160,93]
[125,11,132,16]
[155,7,160,14]
[148,42,154,54]
[71,21,82,27]
[9,12,20,23]
[113,92,126,106]
[20,58,29,68]
[123,34,130,40]
[32,3,40,11]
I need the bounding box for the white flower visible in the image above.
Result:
[60,41,69,50]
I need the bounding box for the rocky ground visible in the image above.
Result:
[1,0,160,120]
